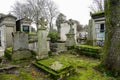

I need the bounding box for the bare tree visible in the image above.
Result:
[44,0,59,32]
[90,0,104,13]
[12,1,27,19]
[12,0,59,31]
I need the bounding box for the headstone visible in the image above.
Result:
[65,19,76,47]
[12,32,32,60]
[88,19,93,45]
[36,17,49,60]
[56,13,66,39]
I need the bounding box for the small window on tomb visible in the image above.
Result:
[23,25,29,33]
[100,23,104,32]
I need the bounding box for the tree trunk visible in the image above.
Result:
[102,0,120,72]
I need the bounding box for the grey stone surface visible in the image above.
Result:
[0,47,4,57]
[12,32,32,60]
[29,42,38,51]
[57,42,67,52]
[12,50,32,60]
[13,32,28,51]
[36,18,49,60]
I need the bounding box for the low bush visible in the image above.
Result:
[48,32,59,43]
[29,39,37,43]
[4,47,12,60]
[75,45,102,58]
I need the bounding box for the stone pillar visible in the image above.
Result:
[65,19,76,47]
[36,18,48,60]
[103,0,120,73]
[12,32,32,60]
[88,19,94,45]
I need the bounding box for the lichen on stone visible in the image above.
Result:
[50,61,63,71]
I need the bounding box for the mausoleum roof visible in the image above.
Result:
[17,17,32,22]
[0,13,17,22]
[91,11,105,19]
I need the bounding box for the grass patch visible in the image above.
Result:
[0,74,19,80]
[33,56,74,79]
[34,53,116,80]
[0,53,118,80]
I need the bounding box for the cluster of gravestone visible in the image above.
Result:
[49,19,76,54]
[11,17,76,61]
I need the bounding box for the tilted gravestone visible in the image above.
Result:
[65,19,76,47]
[36,17,48,60]
[12,32,32,60]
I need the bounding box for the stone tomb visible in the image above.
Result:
[12,32,32,60]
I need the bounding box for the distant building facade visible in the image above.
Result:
[90,12,105,46]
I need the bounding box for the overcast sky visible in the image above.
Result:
[0,0,93,25]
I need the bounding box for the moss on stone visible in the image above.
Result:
[92,11,104,17]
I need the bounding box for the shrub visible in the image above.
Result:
[29,39,37,43]
[4,47,12,60]
[75,45,102,58]
[30,50,37,56]
[48,32,59,43]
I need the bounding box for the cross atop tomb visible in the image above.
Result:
[68,19,74,28]
[68,19,74,34]
[38,17,47,29]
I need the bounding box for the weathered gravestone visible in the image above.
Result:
[56,13,66,39]
[36,17,48,60]
[103,0,120,73]
[12,32,32,60]
[65,19,76,47]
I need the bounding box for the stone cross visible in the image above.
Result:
[38,17,46,29]
[68,19,74,34]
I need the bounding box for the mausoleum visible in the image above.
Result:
[0,13,16,49]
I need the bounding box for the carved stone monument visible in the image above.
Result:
[36,17,48,60]
[56,13,66,39]
[65,19,76,47]
[12,32,32,60]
